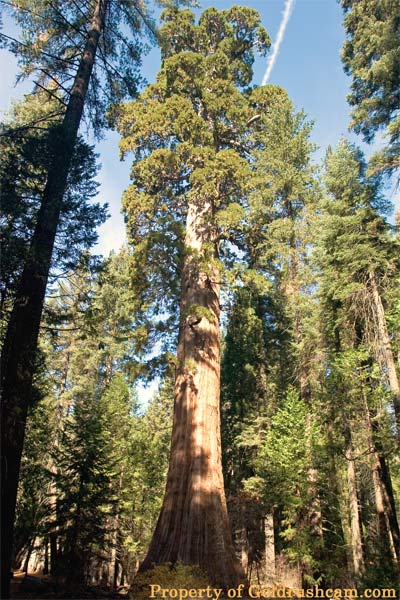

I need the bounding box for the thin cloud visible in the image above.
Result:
[262,0,295,85]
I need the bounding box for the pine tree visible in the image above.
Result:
[220,288,269,576]
[118,377,173,584]
[247,92,320,401]
[238,93,325,584]
[244,388,324,585]
[315,140,400,582]
[0,1,166,591]
[341,0,400,179]
[0,93,106,332]
[319,139,400,438]
[13,390,55,575]
[52,389,115,587]
[17,252,139,587]
[13,250,174,588]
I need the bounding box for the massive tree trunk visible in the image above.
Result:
[0,2,108,596]
[140,197,244,589]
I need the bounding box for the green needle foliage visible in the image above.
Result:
[0,94,107,330]
[245,388,323,584]
[317,138,399,343]
[2,0,399,592]
[341,0,400,179]
[115,5,271,364]
[315,139,400,584]
[14,251,173,590]
[2,0,155,133]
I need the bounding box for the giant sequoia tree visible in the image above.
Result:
[116,6,270,587]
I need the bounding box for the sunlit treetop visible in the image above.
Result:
[113,6,274,368]
[341,0,400,179]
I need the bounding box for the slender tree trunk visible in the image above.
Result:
[264,512,276,581]
[378,456,400,561]
[108,513,120,588]
[369,448,397,562]
[240,524,249,575]
[0,3,108,596]
[43,538,49,576]
[369,272,400,438]
[285,226,324,575]
[363,396,400,562]
[49,532,58,576]
[368,444,396,561]
[22,544,33,574]
[343,424,364,578]
[324,429,348,576]
[330,308,364,582]
[108,470,124,588]
[140,198,244,589]
[113,559,119,589]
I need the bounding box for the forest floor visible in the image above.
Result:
[10,571,129,600]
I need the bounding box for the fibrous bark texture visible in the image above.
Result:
[141,198,244,589]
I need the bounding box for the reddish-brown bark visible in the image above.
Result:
[140,198,244,588]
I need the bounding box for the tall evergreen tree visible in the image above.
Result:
[0,93,106,331]
[13,250,173,589]
[220,288,270,576]
[319,139,400,437]
[0,0,178,592]
[341,0,400,179]
[247,92,320,400]
[117,6,271,587]
[52,388,116,587]
[315,139,400,581]
[230,95,326,584]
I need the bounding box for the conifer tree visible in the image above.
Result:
[0,93,106,331]
[341,0,400,179]
[220,288,269,575]
[52,389,115,587]
[243,94,326,582]
[315,140,400,581]
[13,251,173,588]
[247,93,320,400]
[246,388,324,585]
[0,1,171,591]
[319,140,400,437]
[117,6,271,587]
[13,388,55,575]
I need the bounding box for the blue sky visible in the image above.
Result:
[1,0,398,257]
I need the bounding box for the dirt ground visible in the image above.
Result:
[10,571,129,600]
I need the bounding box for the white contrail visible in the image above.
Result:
[262,0,295,85]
